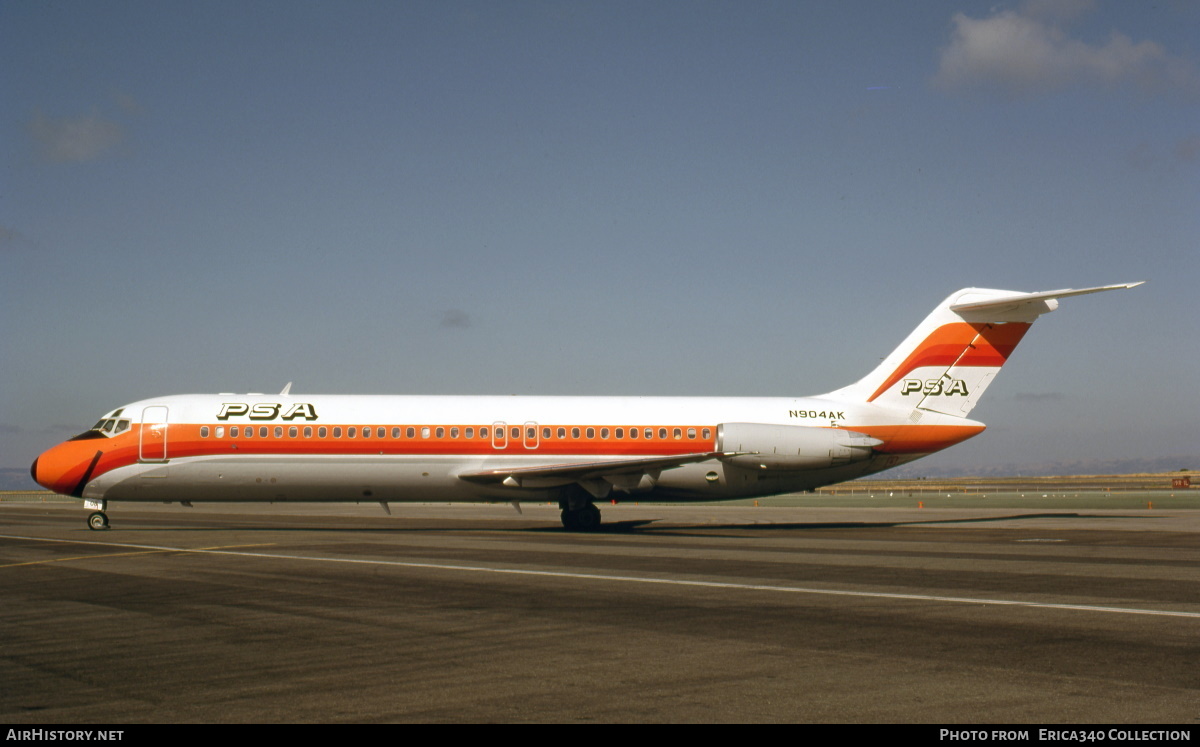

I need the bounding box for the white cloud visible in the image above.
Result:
[1018,0,1095,24]
[28,107,125,163]
[113,90,143,115]
[439,309,472,329]
[0,225,22,248]
[933,6,1200,96]
[0,225,35,251]
[1177,135,1200,162]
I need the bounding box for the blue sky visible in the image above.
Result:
[3,0,1198,484]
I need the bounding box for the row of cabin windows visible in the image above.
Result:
[198,425,713,441]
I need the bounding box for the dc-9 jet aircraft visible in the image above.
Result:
[32,283,1141,531]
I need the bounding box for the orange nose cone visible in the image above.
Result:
[32,440,104,497]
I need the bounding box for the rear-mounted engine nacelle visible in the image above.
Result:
[717,422,881,471]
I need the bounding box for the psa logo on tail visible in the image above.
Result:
[901,378,969,396]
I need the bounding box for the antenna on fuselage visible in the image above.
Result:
[280,382,293,396]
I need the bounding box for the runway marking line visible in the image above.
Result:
[0,540,275,569]
[2,533,1197,620]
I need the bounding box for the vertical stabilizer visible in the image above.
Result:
[828,283,1142,417]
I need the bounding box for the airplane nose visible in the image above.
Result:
[32,441,104,497]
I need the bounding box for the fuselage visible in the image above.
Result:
[31,392,983,505]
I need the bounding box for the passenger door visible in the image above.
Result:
[139,405,169,462]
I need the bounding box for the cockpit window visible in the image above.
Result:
[89,418,132,436]
[71,417,131,441]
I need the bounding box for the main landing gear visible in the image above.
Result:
[560,503,601,531]
[559,485,603,531]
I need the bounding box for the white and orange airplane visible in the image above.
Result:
[32,283,1141,531]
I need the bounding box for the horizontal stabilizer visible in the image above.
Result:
[950,282,1144,318]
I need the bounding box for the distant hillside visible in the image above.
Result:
[880,455,1197,479]
[0,467,37,491]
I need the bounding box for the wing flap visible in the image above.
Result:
[458,452,726,490]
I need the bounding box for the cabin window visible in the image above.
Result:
[201,426,210,438]
[407,427,415,438]
[645,428,653,439]
[629,428,638,439]
[260,426,269,437]
[702,428,711,439]
[557,427,566,438]
[600,428,609,439]
[659,428,667,440]
[451,427,459,438]
[615,428,623,439]
[332,427,341,438]
[436,427,445,438]
[348,427,356,438]
[319,427,327,438]
[466,427,474,438]
[542,427,551,439]
[421,427,431,439]
[479,427,489,438]
[510,427,520,439]
[304,426,313,438]
[586,427,595,439]
[687,428,696,439]
[673,428,682,439]
[244,427,253,439]
[391,427,400,438]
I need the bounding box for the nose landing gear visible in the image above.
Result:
[84,499,109,530]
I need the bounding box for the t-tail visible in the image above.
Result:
[829,283,1144,418]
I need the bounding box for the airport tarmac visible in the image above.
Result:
[1,501,1197,723]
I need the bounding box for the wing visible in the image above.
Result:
[458,452,728,498]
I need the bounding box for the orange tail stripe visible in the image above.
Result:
[868,322,1030,402]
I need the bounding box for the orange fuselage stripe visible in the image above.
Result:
[38,421,986,495]
[851,424,986,454]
